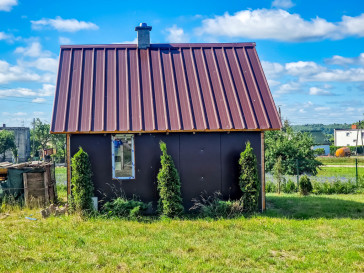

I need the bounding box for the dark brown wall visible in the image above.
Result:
[70,132,262,210]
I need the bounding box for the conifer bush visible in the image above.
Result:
[70,147,94,213]
[299,175,313,196]
[157,141,183,218]
[239,141,260,212]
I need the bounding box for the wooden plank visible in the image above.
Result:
[67,134,71,197]
[261,131,265,212]
[23,173,29,207]
[44,170,49,204]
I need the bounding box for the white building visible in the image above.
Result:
[334,129,364,147]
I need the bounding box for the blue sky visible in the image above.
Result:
[0,0,363,126]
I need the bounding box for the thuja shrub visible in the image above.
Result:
[70,147,94,213]
[299,175,313,196]
[239,141,260,212]
[157,141,183,218]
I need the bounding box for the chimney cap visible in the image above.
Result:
[135,22,152,31]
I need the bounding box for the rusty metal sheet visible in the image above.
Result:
[51,43,281,133]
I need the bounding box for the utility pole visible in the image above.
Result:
[32,118,35,160]
[296,159,299,188]
[356,120,359,155]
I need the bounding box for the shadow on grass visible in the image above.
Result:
[264,194,364,219]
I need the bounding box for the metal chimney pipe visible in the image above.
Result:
[135,23,152,49]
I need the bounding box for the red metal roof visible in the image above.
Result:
[51,43,281,133]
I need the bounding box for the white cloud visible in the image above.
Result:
[197,9,364,42]
[22,57,58,73]
[2,112,27,116]
[197,9,336,42]
[15,42,51,57]
[116,38,137,44]
[276,81,301,94]
[325,53,364,66]
[304,68,364,82]
[0,60,43,84]
[0,0,17,11]
[339,14,364,37]
[59,36,72,44]
[314,106,330,111]
[309,87,332,96]
[0,84,55,98]
[165,25,189,43]
[32,98,46,103]
[0,31,12,41]
[272,0,294,9]
[261,61,284,78]
[31,16,99,32]
[285,61,325,76]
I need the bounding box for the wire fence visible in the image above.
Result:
[266,158,364,194]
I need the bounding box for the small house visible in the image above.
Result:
[51,24,281,211]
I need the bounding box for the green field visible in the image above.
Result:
[317,166,361,178]
[0,194,363,272]
[317,156,364,166]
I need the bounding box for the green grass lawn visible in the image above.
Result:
[0,194,363,272]
[317,156,364,166]
[317,166,361,178]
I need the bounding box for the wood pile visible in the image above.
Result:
[0,161,57,207]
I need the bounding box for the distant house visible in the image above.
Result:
[335,127,364,147]
[50,23,281,211]
[0,124,31,162]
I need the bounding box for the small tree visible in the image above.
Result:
[239,141,260,212]
[299,175,313,196]
[273,156,283,194]
[157,141,183,218]
[0,130,17,162]
[70,147,94,213]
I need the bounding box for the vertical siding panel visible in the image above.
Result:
[173,49,194,130]
[193,48,219,130]
[240,47,269,129]
[67,49,82,132]
[216,48,245,129]
[93,49,105,131]
[183,48,206,130]
[106,49,117,131]
[150,48,168,131]
[79,49,93,132]
[205,48,233,129]
[227,48,256,129]
[247,47,281,129]
[117,49,129,131]
[161,49,181,130]
[235,47,267,128]
[53,49,71,132]
[63,49,73,132]
[129,49,142,131]
[140,49,154,131]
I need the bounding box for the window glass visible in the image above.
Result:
[112,134,135,179]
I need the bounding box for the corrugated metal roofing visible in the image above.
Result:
[51,43,281,133]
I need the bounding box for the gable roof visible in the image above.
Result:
[51,43,281,133]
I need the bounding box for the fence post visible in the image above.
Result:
[356,158,358,187]
[296,159,299,189]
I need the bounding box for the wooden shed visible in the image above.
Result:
[51,23,281,211]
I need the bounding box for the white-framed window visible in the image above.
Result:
[111,134,135,179]
[346,132,350,137]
